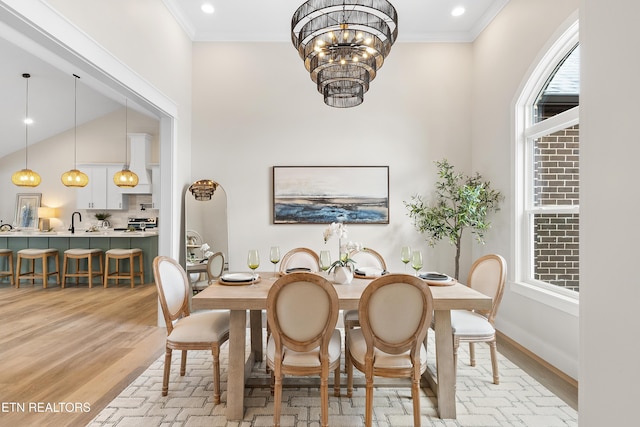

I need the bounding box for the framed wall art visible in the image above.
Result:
[15,193,41,229]
[273,166,389,224]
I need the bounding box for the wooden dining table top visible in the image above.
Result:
[192,271,492,312]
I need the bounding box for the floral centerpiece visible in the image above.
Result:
[201,243,213,259]
[323,222,360,284]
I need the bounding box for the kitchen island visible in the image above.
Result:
[0,230,158,286]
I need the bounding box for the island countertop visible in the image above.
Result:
[0,230,158,237]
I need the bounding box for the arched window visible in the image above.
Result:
[514,21,579,296]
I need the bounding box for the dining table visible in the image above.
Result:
[192,271,492,420]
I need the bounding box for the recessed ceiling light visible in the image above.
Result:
[201,3,214,14]
[452,6,465,17]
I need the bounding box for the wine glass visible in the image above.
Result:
[319,250,332,276]
[247,249,260,286]
[269,246,280,276]
[401,246,411,272]
[411,251,423,277]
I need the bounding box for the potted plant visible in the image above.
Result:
[404,159,503,279]
[323,222,359,284]
[94,212,111,228]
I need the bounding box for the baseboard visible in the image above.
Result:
[497,330,578,388]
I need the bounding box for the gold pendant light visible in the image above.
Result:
[61,74,89,187]
[12,73,41,187]
[113,99,138,188]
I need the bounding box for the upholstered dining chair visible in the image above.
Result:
[433,253,506,384]
[266,272,341,427]
[153,256,230,404]
[343,247,387,373]
[191,251,225,294]
[346,274,433,427]
[278,247,320,274]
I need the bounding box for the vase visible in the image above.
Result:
[333,266,353,285]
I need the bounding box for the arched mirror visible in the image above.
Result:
[184,180,229,282]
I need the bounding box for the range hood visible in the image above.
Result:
[123,133,152,194]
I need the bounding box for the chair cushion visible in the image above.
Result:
[167,310,229,343]
[348,328,427,370]
[267,329,341,368]
[450,310,495,336]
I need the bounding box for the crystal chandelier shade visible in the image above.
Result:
[189,179,217,201]
[291,0,398,108]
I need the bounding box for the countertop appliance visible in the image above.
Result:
[125,217,157,230]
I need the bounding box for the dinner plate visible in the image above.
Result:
[354,267,387,278]
[218,273,260,286]
[419,272,456,286]
[285,267,312,273]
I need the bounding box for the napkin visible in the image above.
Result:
[355,267,388,277]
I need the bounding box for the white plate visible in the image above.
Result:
[355,267,385,277]
[220,273,257,282]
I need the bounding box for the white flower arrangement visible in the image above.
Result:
[323,222,360,273]
[201,243,213,259]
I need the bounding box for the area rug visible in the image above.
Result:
[88,333,577,426]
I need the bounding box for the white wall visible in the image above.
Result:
[190,42,475,274]
[580,0,640,424]
[471,0,580,379]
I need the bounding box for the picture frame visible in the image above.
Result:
[273,166,389,224]
[15,193,41,229]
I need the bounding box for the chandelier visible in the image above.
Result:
[11,73,41,187]
[291,0,398,108]
[61,74,89,187]
[189,179,218,201]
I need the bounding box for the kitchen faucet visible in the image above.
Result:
[70,211,82,234]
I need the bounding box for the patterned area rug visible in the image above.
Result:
[88,332,577,426]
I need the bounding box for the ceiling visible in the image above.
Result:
[163,0,509,42]
[0,0,508,160]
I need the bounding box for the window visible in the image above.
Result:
[515,23,579,296]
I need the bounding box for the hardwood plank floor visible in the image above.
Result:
[0,282,165,427]
[0,281,577,426]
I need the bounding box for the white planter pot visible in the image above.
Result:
[333,266,353,285]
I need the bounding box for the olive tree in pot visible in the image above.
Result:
[404,159,503,279]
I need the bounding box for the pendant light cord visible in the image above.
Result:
[124,99,129,167]
[23,73,29,169]
[73,74,80,169]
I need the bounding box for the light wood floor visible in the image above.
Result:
[0,281,577,426]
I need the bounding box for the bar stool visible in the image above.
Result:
[62,248,104,288]
[16,248,60,288]
[104,248,144,288]
[0,249,14,286]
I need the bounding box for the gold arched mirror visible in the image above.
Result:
[184,180,228,280]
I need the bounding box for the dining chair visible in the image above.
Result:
[432,253,506,384]
[346,274,433,427]
[191,251,225,294]
[153,256,230,404]
[343,247,387,377]
[266,272,341,427]
[278,247,320,274]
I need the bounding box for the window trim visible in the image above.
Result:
[513,20,579,305]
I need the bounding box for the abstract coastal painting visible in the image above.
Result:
[273,166,389,224]
[14,193,41,229]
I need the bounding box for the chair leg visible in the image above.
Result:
[212,345,221,404]
[453,336,460,381]
[346,340,354,398]
[162,348,172,396]
[273,367,282,427]
[365,372,374,427]
[334,364,340,397]
[412,369,421,427]
[180,350,187,376]
[489,340,500,384]
[469,342,476,366]
[321,367,329,427]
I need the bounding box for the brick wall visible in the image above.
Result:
[532,125,580,291]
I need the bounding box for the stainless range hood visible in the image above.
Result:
[123,133,152,194]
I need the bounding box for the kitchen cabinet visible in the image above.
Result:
[76,165,127,210]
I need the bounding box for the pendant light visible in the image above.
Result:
[61,74,89,187]
[113,99,138,188]
[11,73,41,187]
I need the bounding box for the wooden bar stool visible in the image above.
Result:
[104,248,144,288]
[16,248,60,288]
[62,248,104,288]
[0,249,14,286]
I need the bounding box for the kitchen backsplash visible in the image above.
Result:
[78,194,158,230]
